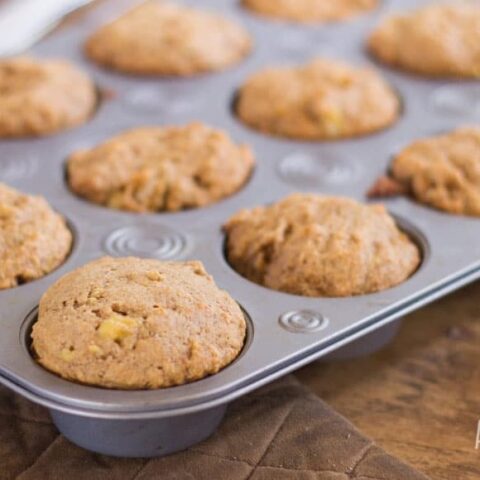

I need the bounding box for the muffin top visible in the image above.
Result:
[224,194,420,297]
[389,127,480,216]
[67,123,254,213]
[0,183,72,289]
[0,57,96,138]
[235,58,400,140]
[242,0,378,23]
[32,257,247,389]
[85,1,252,76]
[368,3,480,78]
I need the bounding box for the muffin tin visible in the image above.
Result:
[1,0,480,457]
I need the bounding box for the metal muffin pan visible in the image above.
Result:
[1,0,480,457]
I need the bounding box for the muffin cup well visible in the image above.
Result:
[222,208,427,299]
[50,404,227,458]
[14,304,253,457]
[322,318,403,361]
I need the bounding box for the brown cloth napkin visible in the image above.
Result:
[0,376,429,480]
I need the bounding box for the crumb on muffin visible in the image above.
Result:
[0,182,72,289]
[224,193,420,297]
[385,127,480,216]
[67,123,254,213]
[85,1,252,76]
[368,3,480,78]
[32,256,247,389]
[242,0,378,23]
[0,57,96,138]
[235,58,400,140]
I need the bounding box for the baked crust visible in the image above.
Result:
[85,1,252,76]
[224,194,420,297]
[243,0,378,23]
[0,183,72,289]
[32,257,247,389]
[391,127,480,216]
[67,123,254,213]
[0,57,96,138]
[235,59,400,140]
[368,3,480,78]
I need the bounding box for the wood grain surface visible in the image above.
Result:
[297,282,480,480]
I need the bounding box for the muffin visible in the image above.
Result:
[67,123,254,213]
[224,194,420,297]
[368,3,480,78]
[85,1,252,76]
[235,58,400,140]
[0,183,72,289]
[31,257,247,389]
[0,57,96,138]
[242,0,378,23]
[371,127,480,216]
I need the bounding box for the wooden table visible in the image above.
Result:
[297,281,480,479]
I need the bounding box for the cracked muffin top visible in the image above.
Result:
[368,3,480,78]
[0,57,96,137]
[67,123,254,213]
[0,183,72,289]
[224,194,420,297]
[31,257,247,389]
[235,58,400,140]
[388,127,480,216]
[85,1,252,76]
[242,0,378,23]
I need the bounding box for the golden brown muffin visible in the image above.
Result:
[0,57,96,138]
[0,183,72,289]
[85,1,252,76]
[243,0,378,23]
[32,257,247,389]
[67,123,254,213]
[389,127,480,216]
[224,194,420,297]
[235,58,400,140]
[368,2,480,78]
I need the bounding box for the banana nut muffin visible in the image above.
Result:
[0,183,72,289]
[235,58,400,140]
[242,0,378,23]
[224,194,420,297]
[368,2,480,78]
[385,127,480,216]
[31,257,247,389]
[67,123,254,212]
[0,57,96,138]
[85,1,252,76]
